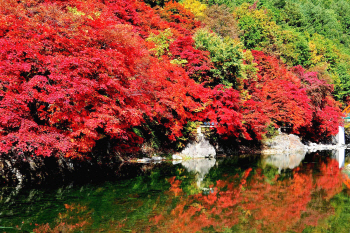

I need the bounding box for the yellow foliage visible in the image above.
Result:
[181,0,207,17]
[235,3,277,27]
[309,41,324,65]
[67,6,86,16]
[242,49,254,64]
[241,50,258,80]
[67,6,99,20]
[146,29,174,57]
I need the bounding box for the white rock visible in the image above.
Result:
[177,139,216,159]
[262,133,306,154]
[137,158,152,163]
[172,154,183,160]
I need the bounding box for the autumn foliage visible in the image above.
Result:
[0,0,345,159]
[251,51,313,132]
[0,0,210,158]
[292,65,343,140]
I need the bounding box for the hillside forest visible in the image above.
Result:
[0,0,348,160]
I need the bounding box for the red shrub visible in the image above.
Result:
[0,0,209,158]
[242,51,313,135]
[292,65,343,141]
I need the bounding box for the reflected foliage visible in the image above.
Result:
[2,155,349,232]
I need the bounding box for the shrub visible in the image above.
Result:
[194,29,243,87]
[201,4,241,39]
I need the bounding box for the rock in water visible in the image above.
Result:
[172,154,183,160]
[262,133,306,155]
[175,138,216,160]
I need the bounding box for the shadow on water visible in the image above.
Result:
[1,150,350,232]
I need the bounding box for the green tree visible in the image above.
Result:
[194,29,243,87]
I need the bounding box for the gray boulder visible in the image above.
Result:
[173,127,216,159]
[172,154,183,160]
[262,133,306,155]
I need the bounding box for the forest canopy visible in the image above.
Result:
[0,0,345,159]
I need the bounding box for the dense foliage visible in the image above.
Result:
[147,158,343,232]
[203,0,350,102]
[0,0,345,159]
[0,0,210,158]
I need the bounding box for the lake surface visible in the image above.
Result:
[1,150,350,232]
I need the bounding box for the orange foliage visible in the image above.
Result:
[167,176,183,196]
[33,203,92,233]
[315,158,343,200]
[148,159,343,233]
[158,1,201,35]
[343,174,350,189]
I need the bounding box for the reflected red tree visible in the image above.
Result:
[149,159,344,233]
[33,203,92,233]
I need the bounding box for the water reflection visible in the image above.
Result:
[0,154,349,233]
[151,156,344,233]
[264,150,306,172]
[180,158,216,188]
[265,148,347,170]
[333,148,345,168]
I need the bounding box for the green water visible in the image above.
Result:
[1,152,350,233]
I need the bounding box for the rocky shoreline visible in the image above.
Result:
[1,128,348,187]
[261,132,348,155]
